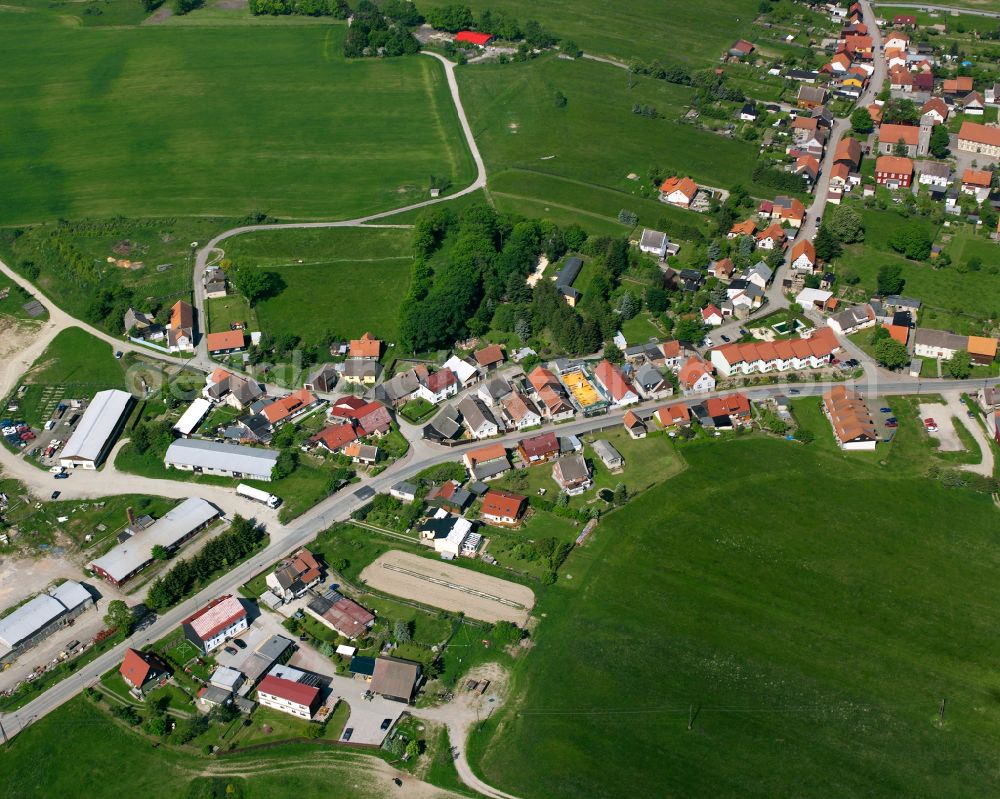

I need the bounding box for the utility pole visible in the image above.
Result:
[938,698,946,723]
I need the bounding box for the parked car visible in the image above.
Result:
[879,407,892,413]
[380,718,392,731]
[923,417,938,432]
[738,327,748,336]
[721,334,731,342]
[233,639,247,649]
[54,472,69,480]
[885,420,898,428]
[114,351,123,359]
[788,389,801,395]
[50,491,61,500]
[342,728,354,742]
[224,645,238,655]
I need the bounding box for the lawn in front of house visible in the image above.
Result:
[205,295,256,335]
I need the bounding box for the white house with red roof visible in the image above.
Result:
[416,368,459,404]
[678,357,716,394]
[710,328,839,377]
[791,239,816,272]
[120,648,171,692]
[702,304,724,327]
[257,666,321,719]
[659,176,698,207]
[182,595,248,653]
[593,360,639,407]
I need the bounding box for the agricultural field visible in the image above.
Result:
[222,226,414,346]
[0,8,474,226]
[423,0,761,66]
[470,423,1000,799]
[458,56,777,228]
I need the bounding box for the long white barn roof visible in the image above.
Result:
[60,389,133,463]
[165,439,279,478]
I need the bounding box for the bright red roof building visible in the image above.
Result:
[456,30,493,46]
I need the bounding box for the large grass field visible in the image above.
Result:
[423,0,761,66]
[223,226,414,344]
[469,419,1000,798]
[457,56,775,232]
[0,5,474,225]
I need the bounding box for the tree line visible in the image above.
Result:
[146,515,266,611]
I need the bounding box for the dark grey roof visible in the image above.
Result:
[635,363,667,390]
[884,295,921,309]
[423,404,462,441]
[457,396,497,433]
[471,457,511,481]
[391,480,417,496]
[377,368,422,402]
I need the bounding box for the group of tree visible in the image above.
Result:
[813,204,865,264]
[427,4,555,47]
[628,59,692,86]
[880,98,921,126]
[870,326,909,369]
[850,107,874,134]
[876,263,905,295]
[889,220,932,261]
[250,0,348,16]
[146,516,266,610]
[343,0,420,58]
[751,161,808,194]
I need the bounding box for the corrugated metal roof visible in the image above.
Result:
[173,398,212,436]
[0,583,87,649]
[165,439,279,479]
[48,580,92,612]
[60,390,133,463]
[90,498,220,583]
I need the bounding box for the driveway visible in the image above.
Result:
[327,672,405,746]
[919,392,996,477]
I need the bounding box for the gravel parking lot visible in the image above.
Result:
[919,401,962,451]
[360,550,535,625]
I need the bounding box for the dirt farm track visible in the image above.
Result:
[359,550,535,625]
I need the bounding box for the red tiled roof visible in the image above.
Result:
[170,300,193,332]
[528,365,560,393]
[594,360,637,402]
[473,344,504,367]
[655,402,690,426]
[706,393,751,417]
[659,176,698,199]
[756,223,787,243]
[258,674,320,708]
[879,123,919,146]
[481,489,527,521]
[660,340,682,358]
[182,595,246,642]
[623,410,645,429]
[702,303,722,321]
[729,219,757,236]
[262,388,316,424]
[465,443,507,466]
[519,431,559,458]
[311,423,359,452]
[425,368,458,393]
[958,121,1000,148]
[120,648,154,687]
[875,155,913,175]
[715,327,838,367]
[792,239,815,262]
[208,367,233,385]
[963,169,991,188]
[678,357,712,389]
[884,324,909,345]
[349,332,382,359]
[206,330,245,352]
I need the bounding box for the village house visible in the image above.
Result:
[257,667,322,720]
[827,303,876,335]
[309,423,360,455]
[917,160,950,188]
[474,344,505,371]
[875,155,913,189]
[678,356,716,394]
[702,304,724,327]
[349,332,382,360]
[477,375,512,407]
[957,121,1000,159]
[426,480,472,513]
[633,362,673,399]
[552,453,592,495]
[266,549,322,603]
[442,354,480,388]
[480,489,527,526]
[914,328,968,360]
[120,648,172,693]
[622,410,647,439]
[518,431,560,464]
[659,176,698,207]
[705,393,752,428]
[922,97,948,124]
[306,588,375,640]
[710,328,839,377]
[206,330,246,356]
[655,401,691,430]
[328,396,393,437]
[823,385,877,450]
[166,300,196,353]
[639,228,670,259]
[502,390,542,430]
[376,364,428,407]
[420,510,475,559]
[791,239,816,272]
[340,359,382,387]
[755,223,787,251]
[182,595,248,654]
[961,168,992,200]
[344,441,378,466]
[462,442,510,482]
[593,360,639,407]
[728,219,757,239]
[457,395,500,439]
[416,368,459,404]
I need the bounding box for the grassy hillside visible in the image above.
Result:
[223,226,413,344]
[470,419,1000,798]
[422,0,761,66]
[0,8,474,224]
[457,56,771,229]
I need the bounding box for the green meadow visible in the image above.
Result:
[0,5,474,225]
[457,56,775,230]
[470,419,1000,798]
[224,226,414,344]
[422,0,761,66]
